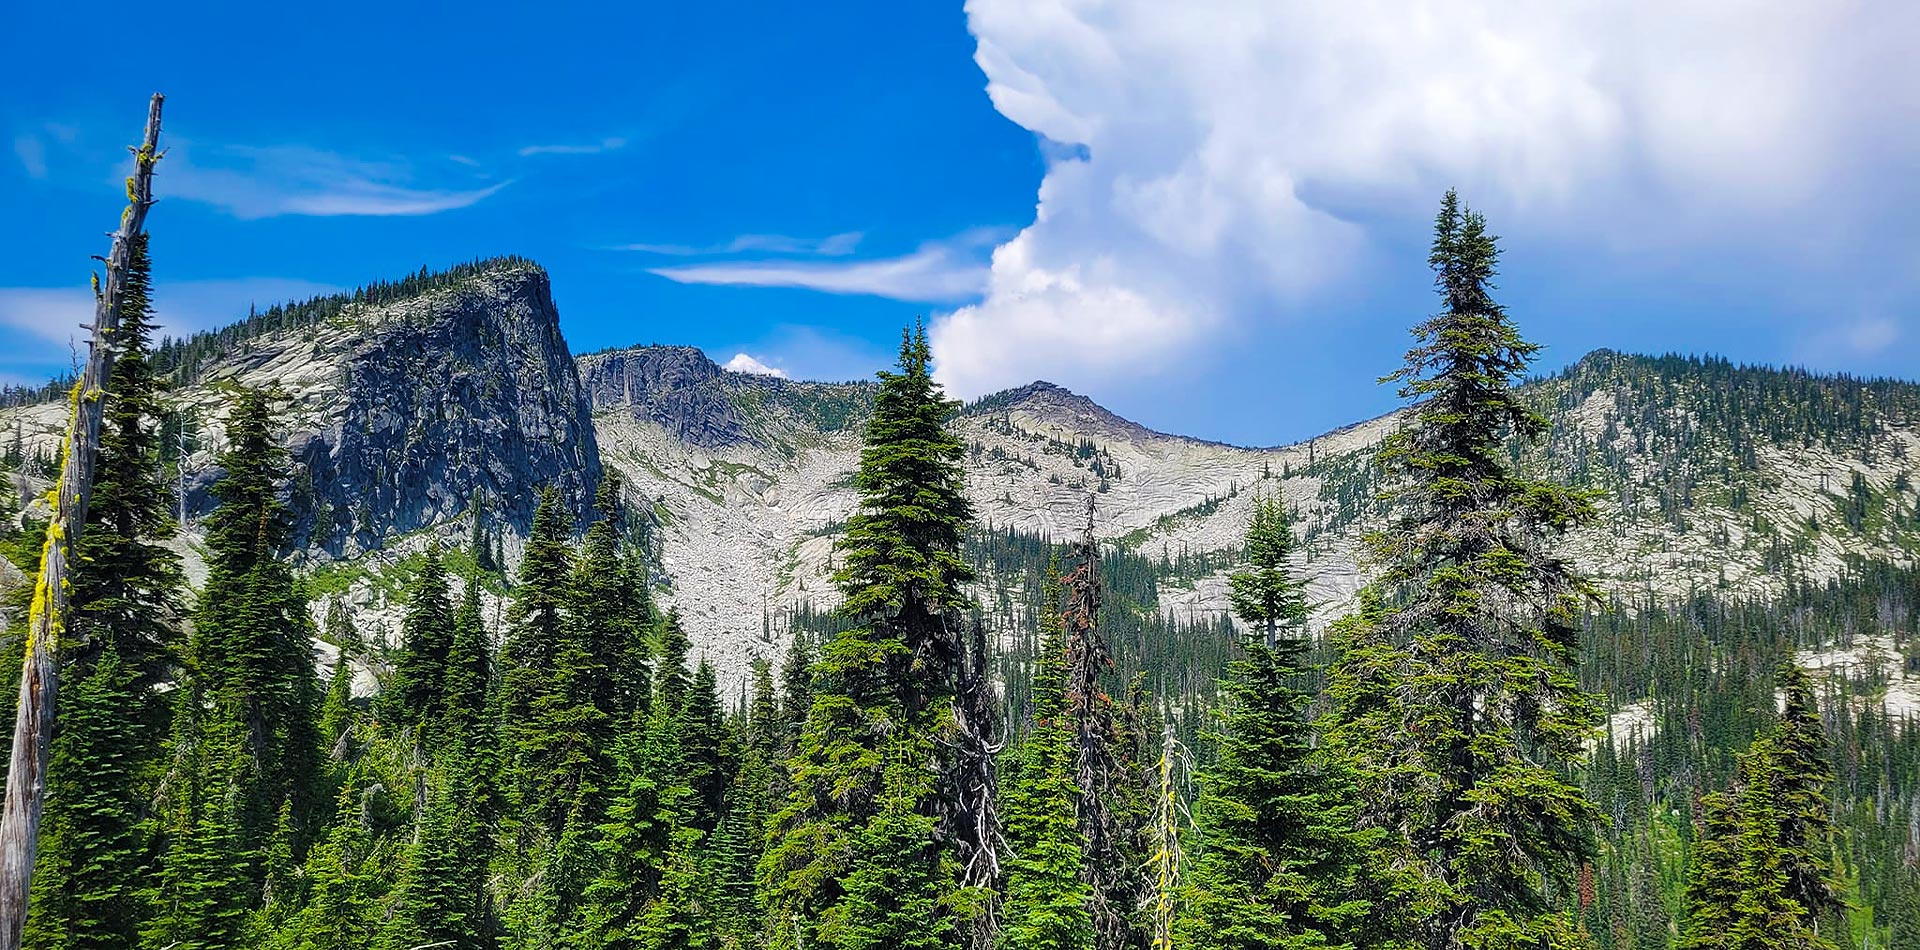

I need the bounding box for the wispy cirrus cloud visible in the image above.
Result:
[615,231,865,257]
[164,143,509,219]
[648,231,998,303]
[13,136,48,179]
[0,277,343,358]
[518,137,628,157]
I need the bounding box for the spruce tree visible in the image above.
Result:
[1339,190,1601,950]
[379,754,491,950]
[764,326,978,948]
[269,787,377,950]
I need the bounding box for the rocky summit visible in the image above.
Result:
[2,258,1917,708]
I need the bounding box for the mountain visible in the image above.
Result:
[1,258,1916,708]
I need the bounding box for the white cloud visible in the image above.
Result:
[0,288,94,348]
[650,233,993,302]
[615,231,865,257]
[1844,317,1900,356]
[723,353,788,378]
[164,144,509,219]
[0,277,343,359]
[937,0,1920,397]
[13,135,47,179]
[518,137,628,157]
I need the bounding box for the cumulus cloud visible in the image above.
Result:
[723,353,788,377]
[936,0,1920,397]
[165,144,509,219]
[650,232,994,302]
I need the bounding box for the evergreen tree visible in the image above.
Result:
[501,488,595,838]
[1179,500,1382,950]
[379,754,492,950]
[1680,738,1837,950]
[1338,190,1601,950]
[187,387,324,854]
[25,232,182,950]
[1768,663,1843,925]
[683,660,733,831]
[269,788,377,950]
[764,326,978,948]
[144,705,255,950]
[815,740,957,950]
[21,650,149,950]
[441,574,492,740]
[385,542,455,733]
[1000,571,1094,950]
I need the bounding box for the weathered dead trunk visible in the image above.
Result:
[0,93,164,950]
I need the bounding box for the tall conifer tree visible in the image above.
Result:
[1337,190,1601,950]
[188,388,324,854]
[764,325,978,949]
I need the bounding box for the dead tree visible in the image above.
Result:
[1062,494,1143,950]
[0,93,164,950]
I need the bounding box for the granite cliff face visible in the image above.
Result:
[0,259,601,567]
[2,260,1916,716]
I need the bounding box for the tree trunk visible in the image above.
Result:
[0,93,164,950]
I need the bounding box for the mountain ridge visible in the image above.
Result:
[0,258,1915,699]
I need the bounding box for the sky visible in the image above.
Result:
[3,1,1917,447]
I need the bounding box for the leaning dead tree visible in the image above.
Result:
[0,93,164,949]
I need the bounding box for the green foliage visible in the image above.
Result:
[1336,191,1602,949]
[384,541,455,734]
[1000,573,1094,950]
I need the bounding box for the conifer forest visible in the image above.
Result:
[1,93,1917,950]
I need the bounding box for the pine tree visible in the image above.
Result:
[764,326,978,948]
[1338,190,1602,950]
[187,387,324,855]
[1000,571,1094,950]
[385,542,456,734]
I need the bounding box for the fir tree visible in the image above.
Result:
[385,542,456,734]
[144,704,255,950]
[683,660,734,831]
[1179,500,1382,950]
[764,326,978,948]
[21,650,149,950]
[815,740,957,950]
[25,232,182,949]
[269,787,377,950]
[441,574,492,740]
[1000,570,1094,950]
[379,754,492,950]
[1340,190,1602,950]
[187,387,324,855]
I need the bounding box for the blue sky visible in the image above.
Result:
[4,1,1916,446]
